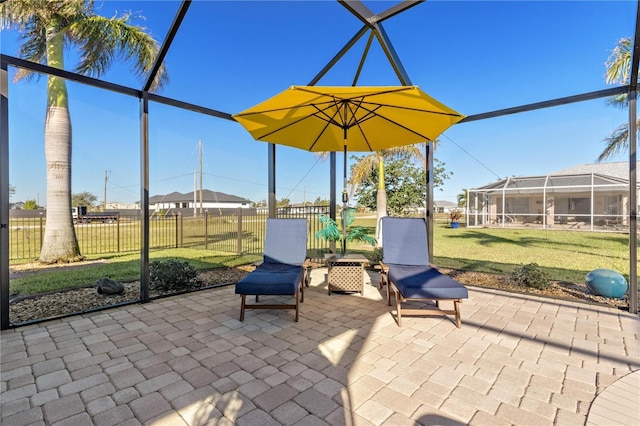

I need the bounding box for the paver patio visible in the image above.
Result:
[1,268,639,425]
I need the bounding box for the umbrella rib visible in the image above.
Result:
[344,98,376,150]
[249,100,343,143]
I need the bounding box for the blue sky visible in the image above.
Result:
[2,0,636,207]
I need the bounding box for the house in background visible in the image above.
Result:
[146,190,253,216]
[467,161,640,232]
[405,200,457,216]
[105,202,139,210]
[434,200,458,213]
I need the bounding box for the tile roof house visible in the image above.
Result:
[147,190,252,212]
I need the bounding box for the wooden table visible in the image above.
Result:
[325,253,369,295]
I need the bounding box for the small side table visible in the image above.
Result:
[325,253,369,295]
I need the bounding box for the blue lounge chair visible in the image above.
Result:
[235,218,309,322]
[380,217,469,327]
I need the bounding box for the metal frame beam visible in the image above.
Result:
[627,0,640,314]
[0,55,234,121]
[461,86,628,123]
[140,93,150,303]
[338,0,424,27]
[308,25,370,88]
[1,60,9,330]
[372,22,412,85]
[143,1,191,92]
[1,54,140,97]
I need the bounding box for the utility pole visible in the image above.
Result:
[199,140,203,215]
[103,170,110,211]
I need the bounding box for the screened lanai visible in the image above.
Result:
[468,171,640,231]
[1,0,639,331]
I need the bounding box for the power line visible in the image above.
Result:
[440,133,503,180]
[282,156,323,201]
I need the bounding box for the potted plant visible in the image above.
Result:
[315,209,376,254]
[449,208,463,228]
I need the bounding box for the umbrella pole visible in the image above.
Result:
[342,143,348,254]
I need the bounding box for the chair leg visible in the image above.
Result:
[300,281,304,303]
[240,295,246,321]
[295,288,300,322]
[304,266,311,287]
[379,271,389,290]
[454,300,461,328]
[396,292,403,327]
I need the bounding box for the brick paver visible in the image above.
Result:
[2,268,639,425]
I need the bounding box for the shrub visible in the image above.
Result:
[368,247,383,264]
[509,263,550,290]
[449,208,463,222]
[149,259,202,292]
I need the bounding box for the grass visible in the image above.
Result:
[348,216,631,284]
[433,224,630,282]
[9,216,633,297]
[10,249,261,297]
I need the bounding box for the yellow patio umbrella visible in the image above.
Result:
[233,85,465,252]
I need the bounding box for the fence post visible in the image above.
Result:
[175,213,180,248]
[39,214,44,255]
[117,218,121,253]
[205,212,209,250]
[237,208,243,254]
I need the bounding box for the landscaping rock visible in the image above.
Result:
[96,278,125,295]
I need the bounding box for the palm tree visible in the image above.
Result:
[348,144,426,246]
[457,189,467,208]
[599,36,638,162]
[1,0,167,263]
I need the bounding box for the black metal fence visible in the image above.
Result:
[9,207,333,262]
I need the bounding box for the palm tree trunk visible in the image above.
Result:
[375,156,387,247]
[38,31,82,263]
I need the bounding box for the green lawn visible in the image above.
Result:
[349,217,631,284]
[10,249,261,297]
[9,217,633,297]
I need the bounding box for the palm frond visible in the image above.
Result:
[0,0,48,30]
[12,17,48,82]
[597,122,633,162]
[605,37,632,85]
[315,213,376,247]
[69,14,168,90]
[346,227,376,246]
[315,215,341,242]
[348,153,379,186]
[605,93,630,110]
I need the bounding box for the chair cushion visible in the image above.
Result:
[381,217,429,266]
[387,264,469,300]
[263,218,308,265]
[235,263,303,295]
